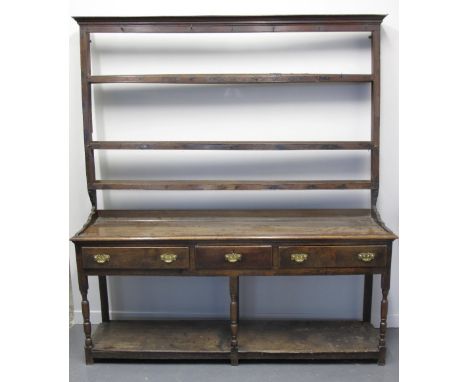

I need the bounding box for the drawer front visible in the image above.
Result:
[82,247,189,270]
[279,246,387,269]
[195,246,272,270]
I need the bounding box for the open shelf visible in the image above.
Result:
[89,141,373,151]
[90,320,379,361]
[92,320,230,360]
[89,73,373,84]
[238,320,379,360]
[91,180,372,191]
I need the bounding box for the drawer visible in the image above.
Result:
[195,245,272,270]
[279,246,387,269]
[82,247,189,270]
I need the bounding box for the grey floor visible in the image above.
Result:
[70,325,398,382]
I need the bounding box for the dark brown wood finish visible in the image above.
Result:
[278,245,387,269]
[98,276,110,322]
[73,15,386,33]
[195,246,272,270]
[92,321,231,359]
[90,320,380,361]
[82,246,190,270]
[366,23,382,331]
[362,274,373,322]
[89,140,372,151]
[91,180,373,191]
[229,277,239,366]
[79,30,97,207]
[238,320,379,357]
[72,15,396,365]
[371,28,381,209]
[378,243,392,365]
[89,73,372,84]
[73,209,396,242]
[75,247,93,364]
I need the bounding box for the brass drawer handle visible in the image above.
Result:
[291,253,308,263]
[358,252,375,262]
[93,254,110,264]
[225,252,242,263]
[160,253,178,264]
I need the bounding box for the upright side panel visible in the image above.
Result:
[79,29,97,207]
[370,28,381,209]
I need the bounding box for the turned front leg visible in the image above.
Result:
[378,271,390,365]
[79,274,93,364]
[229,276,239,366]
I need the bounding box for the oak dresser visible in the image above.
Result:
[71,15,397,365]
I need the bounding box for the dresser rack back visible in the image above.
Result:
[74,15,385,211]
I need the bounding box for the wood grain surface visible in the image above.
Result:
[90,320,380,361]
[72,209,396,242]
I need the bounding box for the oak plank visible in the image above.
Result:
[89,73,372,84]
[89,141,373,151]
[72,209,397,242]
[91,180,372,191]
[90,320,380,360]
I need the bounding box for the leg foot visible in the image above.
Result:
[378,348,386,365]
[85,349,94,365]
[230,354,239,366]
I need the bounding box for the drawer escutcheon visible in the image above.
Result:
[93,254,110,264]
[225,252,242,263]
[291,253,308,263]
[160,253,178,263]
[357,252,375,263]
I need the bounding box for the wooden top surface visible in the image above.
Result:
[73,15,386,33]
[72,209,397,242]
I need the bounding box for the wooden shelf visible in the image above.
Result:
[92,320,230,360]
[73,209,396,243]
[89,141,373,150]
[90,320,379,361]
[91,180,373,191]
[89,74,373,84]
[239,320,379,359]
